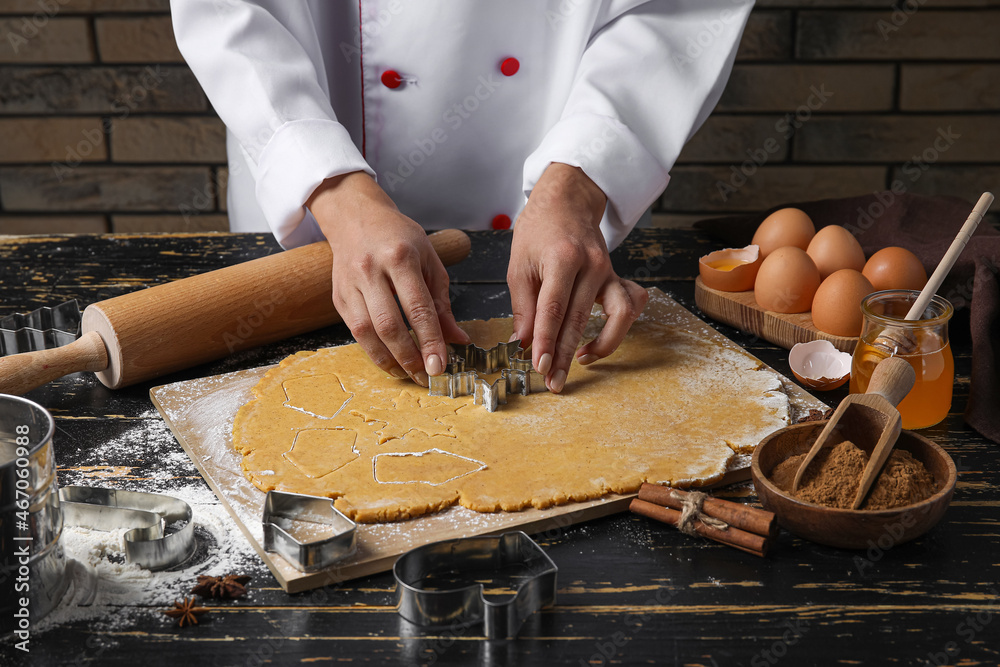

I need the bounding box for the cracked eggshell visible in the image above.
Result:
[788,340,852,391]
[698,244,762,292]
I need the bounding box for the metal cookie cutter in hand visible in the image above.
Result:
[60,486,196,571]
[428,340,547,412]
[262,490,357,573]
[394,531,558,639]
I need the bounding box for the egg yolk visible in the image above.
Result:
[706,258,751,271]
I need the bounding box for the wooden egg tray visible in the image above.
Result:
[694,277,858,353]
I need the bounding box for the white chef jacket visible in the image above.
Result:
[171,0,752,250]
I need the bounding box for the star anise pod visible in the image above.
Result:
[191,574,252,600]
[796,407,834,424]
[162,597,210,627]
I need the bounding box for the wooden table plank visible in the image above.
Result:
[1,230,997,667]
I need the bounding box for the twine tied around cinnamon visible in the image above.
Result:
[630,483,777,557]
[670,490,729,535]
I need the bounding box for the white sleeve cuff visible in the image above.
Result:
[522,113,669,250]
[255,118,375,248]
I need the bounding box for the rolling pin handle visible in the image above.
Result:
[428,229,472,267]
[0,331,109,396]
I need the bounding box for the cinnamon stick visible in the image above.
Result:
[638,483,778,538]
[629,498,769,557]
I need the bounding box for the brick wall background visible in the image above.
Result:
[0,0,998,235]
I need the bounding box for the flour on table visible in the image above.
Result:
[39,416,260,640]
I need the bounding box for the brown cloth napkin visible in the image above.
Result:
[694,192,1000,443]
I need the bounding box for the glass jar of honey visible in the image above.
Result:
[850,290,954,429]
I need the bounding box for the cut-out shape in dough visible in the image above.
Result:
[351,390,460,443]
[282,374,353,419]
[233,296,793,523]
[373,448,486,486]
[283,429,359,479]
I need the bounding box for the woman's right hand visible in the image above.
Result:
[308,171,470,385]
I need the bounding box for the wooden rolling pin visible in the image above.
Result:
[0,229,471,395]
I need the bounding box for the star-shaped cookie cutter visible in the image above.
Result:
[428,339,547,412]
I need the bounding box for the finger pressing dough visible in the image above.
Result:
[232,293,791,523]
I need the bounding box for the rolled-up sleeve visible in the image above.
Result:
[523,0,752,250]
[170,0,374,247]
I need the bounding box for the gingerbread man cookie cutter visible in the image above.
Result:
[427,340,547,412]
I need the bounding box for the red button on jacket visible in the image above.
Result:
[500,57,520,77]
[492,214,512,230]
[381,70,404,89]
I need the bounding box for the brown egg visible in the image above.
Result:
[811,269,875,337]
[698,245,762,292]
[806,225,866,280]
[751,208,815,258]
[863,246,928,291]
[754,246,821,314]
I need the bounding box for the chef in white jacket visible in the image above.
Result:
[171,0,751,393]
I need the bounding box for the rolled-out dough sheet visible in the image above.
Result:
[232,294,791,522]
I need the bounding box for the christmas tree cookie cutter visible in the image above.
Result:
[0,300,81,356]
[427,340,547,412]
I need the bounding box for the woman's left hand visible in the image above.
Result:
[507,163,648,393]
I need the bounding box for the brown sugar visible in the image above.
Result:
[770,439,938,510]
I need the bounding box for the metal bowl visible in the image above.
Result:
[751,421,957,549]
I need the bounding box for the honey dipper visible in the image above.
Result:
[870,192,993,357]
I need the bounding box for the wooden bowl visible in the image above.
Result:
[751,422,956,549]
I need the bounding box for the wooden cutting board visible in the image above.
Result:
[694,277,858,353]
[150,289,825,593]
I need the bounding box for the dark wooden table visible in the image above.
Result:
[0,230,996,667]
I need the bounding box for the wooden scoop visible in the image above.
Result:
[791,356,916,509]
